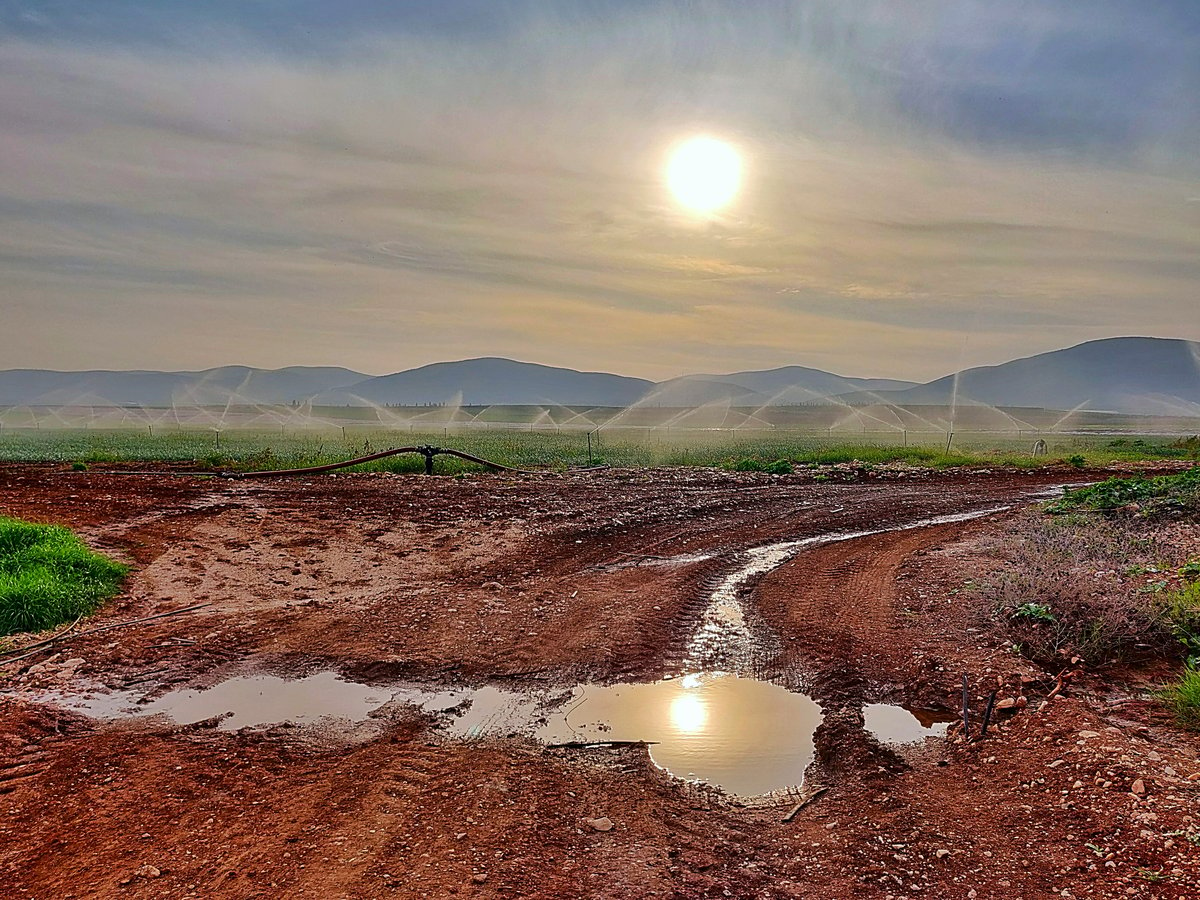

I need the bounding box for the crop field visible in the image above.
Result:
[1,420,1197,475]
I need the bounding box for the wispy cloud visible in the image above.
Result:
[0,2,1197,379]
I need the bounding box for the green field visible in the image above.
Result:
[1,422,1196,474]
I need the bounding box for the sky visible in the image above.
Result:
[1,1,1198,381]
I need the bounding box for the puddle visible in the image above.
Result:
[50,672,390,731]
[536,673,823,796]
[46,673,956,795]
[863,703,955,744]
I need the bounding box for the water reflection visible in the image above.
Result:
[537,673,824,796]
[863,703,954,744]
[45,675,953,795]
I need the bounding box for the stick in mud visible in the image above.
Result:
[782,787,830,823]
[961,674,970,739]
[0,603,212,665]
[978,690,998,740]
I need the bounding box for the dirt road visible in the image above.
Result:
[2,463,1197,898]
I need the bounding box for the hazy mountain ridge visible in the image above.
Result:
[1,337,1198,415]
[0,366,369,407]
[847,337,1200,415]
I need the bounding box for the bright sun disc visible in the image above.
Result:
[667,136,741,213]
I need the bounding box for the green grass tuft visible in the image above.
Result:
[1158,667,1200,730]
[0,517,128,635]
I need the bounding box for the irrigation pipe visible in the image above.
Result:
[226,445,534,478]
[0,603,212,665]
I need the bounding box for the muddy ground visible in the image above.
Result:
[1,462,1198,899]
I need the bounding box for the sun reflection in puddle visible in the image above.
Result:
[536,673,824,796]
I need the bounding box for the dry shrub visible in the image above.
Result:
[985,513,1166,668]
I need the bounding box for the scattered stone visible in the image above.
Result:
[1078,731,1100,739]
[134,864,161,879]
[1048,760,1065,769]
[472,873,488,884]
[1131,779,1145,795]
[584,817,614,832]
[935,849,951,859]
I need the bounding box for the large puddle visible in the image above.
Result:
[46,671,955,796]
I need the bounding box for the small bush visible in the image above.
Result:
[986,514,1163,666]
[763,459,793,475]
[71,462,87,472]
[1067,454,1086,468]
[0,517,128,635]
[1158,667,1200,730]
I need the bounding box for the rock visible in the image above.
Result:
[135,864,161,879]
[1078,730,1100,739]
[472,873,488,884]
[1072,780,1084,789]
[1048,760,1065,768]
[1131,778,1146,795]
[995,698,1017,710]
[482,582,504,591]
[935,849,951,859]
[584,816,614,832]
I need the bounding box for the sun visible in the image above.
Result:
[666,136,741,214]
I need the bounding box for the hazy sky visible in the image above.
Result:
[2,1,1198,380]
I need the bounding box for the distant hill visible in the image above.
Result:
[0,366,367,407]
[316,358,653,408]
[862,337,1200,415]
[2,338,1198,414]
[702,366,916,402]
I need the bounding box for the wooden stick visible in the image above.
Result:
[0,603,211,665]
[783,787,829,822]
[962,674,971,739]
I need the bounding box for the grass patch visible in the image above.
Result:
[1158,667,1200,730]
[0,517,127,635]
[1048,467,1200,517]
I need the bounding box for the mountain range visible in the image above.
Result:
[2,337,1198,416]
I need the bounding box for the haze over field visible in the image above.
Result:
[1,3,1198,382]
[3,337,1199,416]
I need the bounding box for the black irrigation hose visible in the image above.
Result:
[228,445,533,478]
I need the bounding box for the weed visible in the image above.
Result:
[1155,581,1200,666]
[1067,454,1086,468]
[1012,602,1056,624]
[0,517,127,635]
[71,461,87,472]
[1157,666,1200,730]
[1180,558,1200,581]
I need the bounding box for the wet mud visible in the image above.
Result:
[3,462,1199,898]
